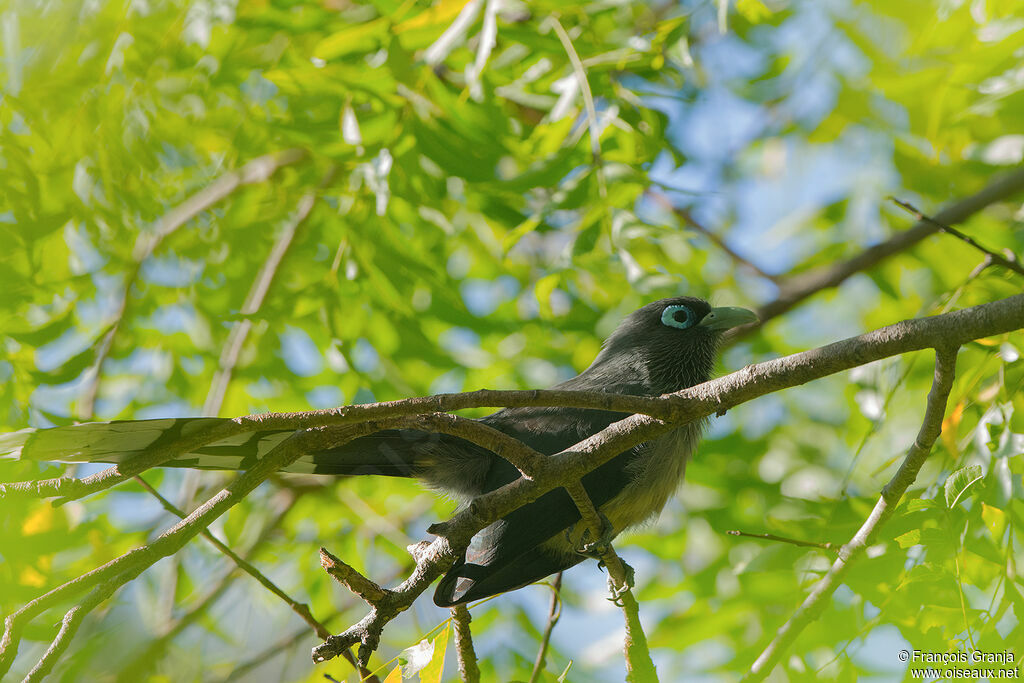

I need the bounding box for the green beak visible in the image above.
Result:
[698,306,759,331]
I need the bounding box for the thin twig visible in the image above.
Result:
[650,194,778,282]
[114,489,329,681]
[22,565,148,682]
[889,197,1024,278]
[320,548,389,605]
[451,604,481,683]
[743,346,959,682]
[133,477,334,639]
[529,573,563,683]
[217,613,341,683]
[725,530,835,552]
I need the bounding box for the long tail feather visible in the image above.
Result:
[0,418,427,477]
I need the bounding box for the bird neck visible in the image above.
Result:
[562,342,716,397]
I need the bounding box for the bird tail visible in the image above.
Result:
[0,418,425,477]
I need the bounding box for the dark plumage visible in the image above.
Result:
[0,297,756,606]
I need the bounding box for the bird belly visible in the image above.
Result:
[601,422,704,533]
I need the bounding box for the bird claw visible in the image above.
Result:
[573,511,616,558]
[605,559,636,605]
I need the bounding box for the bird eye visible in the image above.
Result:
[661,305,694,330]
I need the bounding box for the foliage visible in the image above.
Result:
[1,0,1022,681]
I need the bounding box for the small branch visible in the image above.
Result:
[651,194,777,282]
[114,489,375,681]
[529,573,563,683]
[683,213,778,281]
[743,346,959,682]
[4,406,553,505]
[451,604,481,683]
[135,477,333,640]
[133,149,309,262]
[2,391,659,504]
[732,166,1024,339]
[312,536,460,667]
[78,301,129,420]
[725,530,835,552]
[564,482,657,682]
[22,565,147,682]
[405,413,548,478]
[889,197,1024,278]
[320,548,389,604]
[564,481,610,549]
[217,614,339,683]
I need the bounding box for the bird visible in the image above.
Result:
[1,297,756,606]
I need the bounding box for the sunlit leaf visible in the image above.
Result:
[944,465,984,509]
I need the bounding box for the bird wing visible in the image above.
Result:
[434,405,637,605]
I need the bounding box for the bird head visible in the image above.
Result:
[580,297,758,395]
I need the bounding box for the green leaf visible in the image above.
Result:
[419,624,449,683]
[894,528,921,548]
[7,309,75,347]
[736,0,773,22]
[981,503,1007,542]
[29,347,96,385]
[944,465,984,508]
[314,18,389,60]
[902,498,942,513]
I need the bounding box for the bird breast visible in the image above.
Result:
[601,420,705,534]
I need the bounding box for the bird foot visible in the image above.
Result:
[566,511,616,558]
[605,560,636,606]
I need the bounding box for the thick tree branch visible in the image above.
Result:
[14,289,1018,505]
[311,294,1022,666]
[3,295,1022,676]
[0,390,680,503]
[742,346,959,682]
